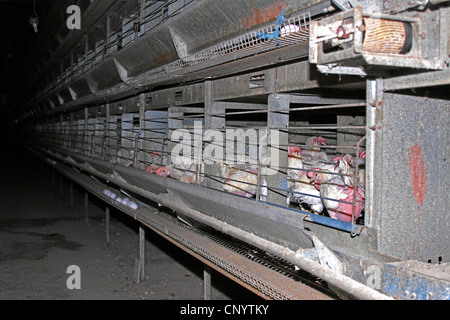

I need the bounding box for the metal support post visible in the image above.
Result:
[84,192,89,224]
[135,224,145,284]
[70,182,74,207]
[204,80,226,190]
[365,78,384,229]
[203,265,212,300]
[138,93,146,169]
[105,206,110,245]
[266,93,289,205]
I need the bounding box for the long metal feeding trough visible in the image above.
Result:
[11,0,450,300]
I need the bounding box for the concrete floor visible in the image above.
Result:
[0,146,260,300]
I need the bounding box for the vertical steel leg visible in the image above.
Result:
[59,175,63,196]
[70,182,74,207]
[84,192,89,224]
[204,80,226,190]
[105,206,110,244]
[366,78,384,229]
[266,93,289,205]
[203,265,212,300]
[136,225,145,284]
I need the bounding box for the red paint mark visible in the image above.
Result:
[408,142,427,205]
[152,51,175,66]
[242,2,287,28]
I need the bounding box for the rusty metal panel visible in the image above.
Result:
[213,69,276,101]
[383,260,450,300]
[169,0,329,54]
[180,83,205,105]
[276,60,319,92]
[378,92,450,263]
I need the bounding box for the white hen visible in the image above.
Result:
[221,154,267,200]
[309,155,365,222]
[303,136,329,160]
[287,144,338,214]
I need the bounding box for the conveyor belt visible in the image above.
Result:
[141,210,339,300]
[151,210,341,299]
